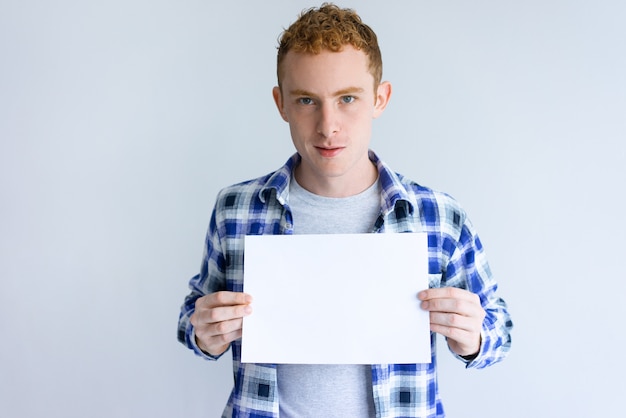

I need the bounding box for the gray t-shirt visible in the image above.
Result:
[276,175,381,418]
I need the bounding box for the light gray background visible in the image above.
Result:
[1,1,624,417]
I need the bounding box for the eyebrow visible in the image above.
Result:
[289,87,365,97]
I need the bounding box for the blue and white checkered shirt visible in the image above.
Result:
[178,151,513,417]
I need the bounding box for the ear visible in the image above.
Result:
[272,86,289,122]
[373,81,392,119]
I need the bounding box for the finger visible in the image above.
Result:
[212,328,242,346]
[194,316,244,354]
[429,312,480,333]
[199,291,253,309]
[429,321,482,357]
[421,297,481,317]
[196,327,243,357]
[418,287,476,302]
[198,317,245,339]
[192,302,253,326]
[429,323,475,347]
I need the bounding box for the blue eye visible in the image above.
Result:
[341,96,355,104]
[298,97,314,105]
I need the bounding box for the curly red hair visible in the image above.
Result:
[276,3,383,89]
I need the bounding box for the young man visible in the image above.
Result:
[178,4,512,417]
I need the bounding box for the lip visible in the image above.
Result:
[315,146,344,158]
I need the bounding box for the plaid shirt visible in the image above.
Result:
[178,151,513,418]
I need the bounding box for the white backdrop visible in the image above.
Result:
[1,1,625,417]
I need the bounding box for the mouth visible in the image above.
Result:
[315,146,344,158]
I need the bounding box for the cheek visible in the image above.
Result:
[288,122,308,147]
[349,115,375,143]
[346,110,373,130]
[287,112,315,133]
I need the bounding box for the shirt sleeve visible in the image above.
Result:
[177,206,228,361]
[443,216,513,369]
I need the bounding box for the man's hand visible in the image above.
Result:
[190,291,253,357]
[418,287,485,358]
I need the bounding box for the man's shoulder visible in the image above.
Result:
[393,173,468,228]
[213,154,297,209]
[395,173,461,207]
[374,154,462,214]
[214,172,275,208]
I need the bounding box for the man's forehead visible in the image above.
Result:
[280,47,374,92]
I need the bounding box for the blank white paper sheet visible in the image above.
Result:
[241,233,431,365]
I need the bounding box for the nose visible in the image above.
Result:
[316,103,340,138]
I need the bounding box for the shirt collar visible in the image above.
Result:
[258,153,300,206]
[369,150,416,217]
[259,151,416,216]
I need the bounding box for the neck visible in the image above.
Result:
[294,161,378,198]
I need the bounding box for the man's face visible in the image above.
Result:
[273,45,390,196]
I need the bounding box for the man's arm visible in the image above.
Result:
[177,206,249,359]
[422,211,513,368]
